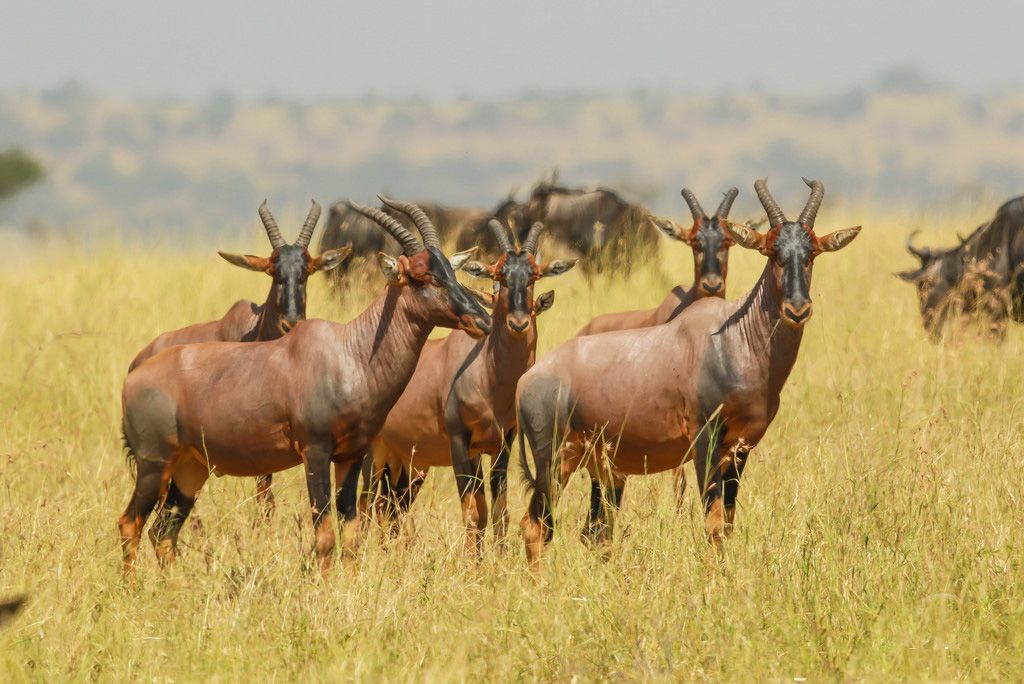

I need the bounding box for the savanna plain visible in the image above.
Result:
[1,208,1022,681]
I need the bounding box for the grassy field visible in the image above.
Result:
[2,209,1023,681]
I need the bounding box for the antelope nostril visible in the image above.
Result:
[783,304,811,323]
[703,280,722,293]
[508,318,530,333]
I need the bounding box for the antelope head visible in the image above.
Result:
[462,220,577,337]
[348,197,492,339]
[724,178,861,328]
[219,200,352,334]
[656,187,745,297]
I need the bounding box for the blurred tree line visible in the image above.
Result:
[0,149,44,202]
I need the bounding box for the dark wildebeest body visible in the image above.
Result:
[359,220,576,555]
[515,178,861,569]
[319,197,523,281]
[524,180,679,276]
[898,196,1024,339]
[118,200,490,576]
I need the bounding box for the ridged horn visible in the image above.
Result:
[258,200,285,249]
[378,196,441,249]
[522,221,546,255]
[294,200,321,248]
[346,200,421,256]
[715,187,739,218]
[906,230,931,262]
[797,177,824,227]
[680,188,706,221]
[487,218,514,253]
[754,179,786,227]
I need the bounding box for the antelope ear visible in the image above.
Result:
[219,252,272,273]
[723,222,768,254]
[462,261,494,279]
[448,246,478,271]
[311,245,352,273]
[652,216,688,243]
[467,287,496,308]
[817,226,862,253]
[533,290,555,315]
[745,218,768,231]
[377,252,405,283]
[539,258,578,277]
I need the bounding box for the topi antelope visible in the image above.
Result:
[118,198,490,576]
[575,186,750,535]
[515,178,860,568]
[356,219,576,555]
[127,200,351,517]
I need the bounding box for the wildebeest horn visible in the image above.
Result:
[258,200,285,249]
[487,218,514,253]
[378,196,441,249]
[294,200,321,249]
[522,221,546,255]
[754,179,786,227]
[715,187,739,218]
[680,188,706,221]
[347,200,422,256]
[906,230,931,262]
[798,177,824,227]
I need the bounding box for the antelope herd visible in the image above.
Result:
[116,172,1024,577]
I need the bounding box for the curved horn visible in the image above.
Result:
[714,187,739,218]
[347,201,421,256]
[906,230,931,261]
[294,200,321,248]
[798,177,825,227]
[258,200,285,249]
[522,221,546,255]
[487,218,514,253]
[378,196,441,249]
[754,179,786,227]
[680,188,706,221]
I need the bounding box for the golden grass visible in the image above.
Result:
[2,212,1023,681]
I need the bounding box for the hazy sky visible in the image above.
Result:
[5,1,1023,99]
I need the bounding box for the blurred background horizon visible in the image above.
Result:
[3,1,1024,242]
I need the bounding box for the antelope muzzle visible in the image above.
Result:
[699,273,724,296]
[781,299,813,327]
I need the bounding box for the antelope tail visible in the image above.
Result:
[517,426,537,493]
[121,425,137,478]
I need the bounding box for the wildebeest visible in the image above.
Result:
[524,178,681,276]
[318,196,523,281]
[127,201,351,517]
[357,219,576,555]
[118,199,490,576]
[897,196,1024,340]
[515,178,860,568]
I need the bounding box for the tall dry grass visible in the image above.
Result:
[1,209,1023,681]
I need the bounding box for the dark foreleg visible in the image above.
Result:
[690,422,726,548]
[333,456,363,560]
[254,474,275,520]
[721,447,749,535]
[304,442,337,575]
[489,429,514,545]
[450,429,487,557]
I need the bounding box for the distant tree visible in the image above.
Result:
[0,148,44,202]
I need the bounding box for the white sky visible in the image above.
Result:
[4,1,1022,99]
